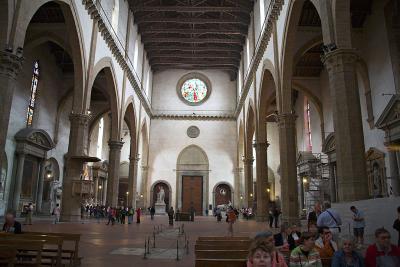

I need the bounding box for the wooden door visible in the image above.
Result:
[182,176,202,214]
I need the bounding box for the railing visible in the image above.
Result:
[72,180,94,196]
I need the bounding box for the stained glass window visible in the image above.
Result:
[26,61,39,127]
[181,78,208,103]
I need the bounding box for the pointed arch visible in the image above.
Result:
[89,57,120,141]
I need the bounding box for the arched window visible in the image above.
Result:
[26,61,40,127]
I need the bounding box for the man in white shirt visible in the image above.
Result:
[317,202,342,240]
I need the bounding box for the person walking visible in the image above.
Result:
[136,207,141,223]
[393,206,400,247]
[25,203,33,225]
[273,206,281,228]
[350,206,365,247]
[52,204,61,224]
[150,206,155,220]
[227,208,237,237]
[168,207,174,226]
[128,207,134,224]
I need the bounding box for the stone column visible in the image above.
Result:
[140,165,149,207]
[233,167,242,208]
[102,178,107,205]
[243,158,254,208]
[389,150,400,196]
[107,140,123,207]
[128,156,139,208]
[61,113,90,222]
[254,141,270,221]
[12,152,25,211]
[36,160,46,213]
[94,177,99,203]
[323,49,369,201]
[277,113,299,224]
[0,51,23,173]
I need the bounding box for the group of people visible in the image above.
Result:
[246,202,400,266]
[247,226,400,267]
[105,206,141,225]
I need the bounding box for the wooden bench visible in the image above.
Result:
[0,239,44,267]
[175,212,191,221]
[24,232,81,266]
[0,234,63,267]
[194,236,249,267]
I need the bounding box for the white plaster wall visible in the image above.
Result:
[152,70,236,115]
[148,120,237,209]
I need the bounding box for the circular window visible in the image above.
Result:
[177,73,211,105]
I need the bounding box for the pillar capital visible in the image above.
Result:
[69,113,90,126]
[242,157,254,165]
[277,113,297,128]
[322,48,358,73]
[141,165,149,171]
[108,140,124,150]
[253,141,270,151]
[0,51,23,80]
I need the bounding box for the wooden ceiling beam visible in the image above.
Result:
[132,6,251,13]
[145,45,242,52]
[142,37,243,45]
[140,27,247,35]
[149,53,240,59]
[150,59,239,67]
[135,17,249,25]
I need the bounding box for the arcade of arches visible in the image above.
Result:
[1,0,400,254]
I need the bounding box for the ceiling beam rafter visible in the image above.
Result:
[142,37,244,45]
[135,17,249,25]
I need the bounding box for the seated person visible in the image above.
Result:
[247,231,287,267]
[289,232,322,267]
[365,227,400,267]
[308,223,319,237]
[290,224,302,247]
[331,235,364,267]
[274,223,296,251]
[315,226,338,259]
[2,210,22,234]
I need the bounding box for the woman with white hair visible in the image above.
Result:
[331,235,364,267]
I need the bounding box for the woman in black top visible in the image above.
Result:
[2,210,22,234]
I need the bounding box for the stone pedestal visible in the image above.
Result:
[155,202,166,215]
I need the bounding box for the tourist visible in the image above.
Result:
[308,223,319,238]
[168,206,174,226]
[227,208,237,237]
[290,224,302,248]
[216,208,222,222]
[128,207,134,224]
[307,203,321,230]
[393,206,400,246]
[247,236,287,267]
[289,232,322,267]
[314,226,338,261]
[331,235,364,267]
[25,202,33,225]
[150,206,155,220]
[274,223,293,251]
[136,207,141,223]
[120,207,126,224]
[273,206,281,228]
[52,203,61,224]
[2,210,22,234]
[317,202,342,240]
[106,207,115,226]
[365,227,400,267]
[189,206,195,221]
[269,206,274,228]
[350,206,366,247]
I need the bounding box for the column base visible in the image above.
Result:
[60,214,83,222]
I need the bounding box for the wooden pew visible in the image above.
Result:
[0,239,44,267]
[24,232,81,266]
[194,236,249,267]
[0,234,63,267]
[0,244,17,267]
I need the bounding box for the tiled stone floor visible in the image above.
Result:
[14,215,270,267]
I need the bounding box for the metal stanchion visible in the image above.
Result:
[147,237,150,254]
[143,239,147,259]
[186,239,189,255]
[153,232,156,248]
[176,239,179,261]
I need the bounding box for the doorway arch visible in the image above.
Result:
[176,145,209,215]
[212,182,233,208]
[150,180,172,212]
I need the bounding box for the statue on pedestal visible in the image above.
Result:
[156,185,165,204]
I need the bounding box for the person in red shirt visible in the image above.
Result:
[365,228,400,267]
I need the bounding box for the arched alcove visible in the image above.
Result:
[150,180,172,212]
[176,145,209,215]
[212,182,233,208]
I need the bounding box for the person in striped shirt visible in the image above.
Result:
[289,232,322,267]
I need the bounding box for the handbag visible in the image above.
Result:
[326,210,341,232]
